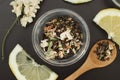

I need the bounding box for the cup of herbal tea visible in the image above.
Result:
[32,9,90,67]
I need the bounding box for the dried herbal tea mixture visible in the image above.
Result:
[95,41,114,61]
[40,16,83,60]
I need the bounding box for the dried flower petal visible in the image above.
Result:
[60,29,73,40]
[40,39,48,48]
[45,50,57,59]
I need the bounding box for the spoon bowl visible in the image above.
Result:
[65,40,117,80]
[88,40,117,67]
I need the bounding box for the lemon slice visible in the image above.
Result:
[64,0,92,4]
[9,44,58,80]
[93,8,120,47]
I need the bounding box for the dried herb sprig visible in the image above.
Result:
[2,17,19,60]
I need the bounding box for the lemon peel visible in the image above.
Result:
[93,8,120,47]
[9,44,58,80]
[65,0,92,4]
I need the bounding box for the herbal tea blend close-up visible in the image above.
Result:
[32,9,90,67]
[40,16,83,59]
[0,0,120,80]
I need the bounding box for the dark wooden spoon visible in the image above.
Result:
[65,40,117,80]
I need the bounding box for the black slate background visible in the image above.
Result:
[0,0,120,80]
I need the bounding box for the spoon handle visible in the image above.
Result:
[64,59,95,80]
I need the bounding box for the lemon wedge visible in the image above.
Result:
[9,44,58,80]
[93,8,120,47]
[65,0,92,4]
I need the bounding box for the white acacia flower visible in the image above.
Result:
[10,0,43,27]
[10,0,23,17]
[20,15,33,27]
[24,6,36,18]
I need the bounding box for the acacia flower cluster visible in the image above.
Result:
[2,0,43,60]
[10,0,43,27]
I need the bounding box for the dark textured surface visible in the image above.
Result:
[0,0,120,80]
